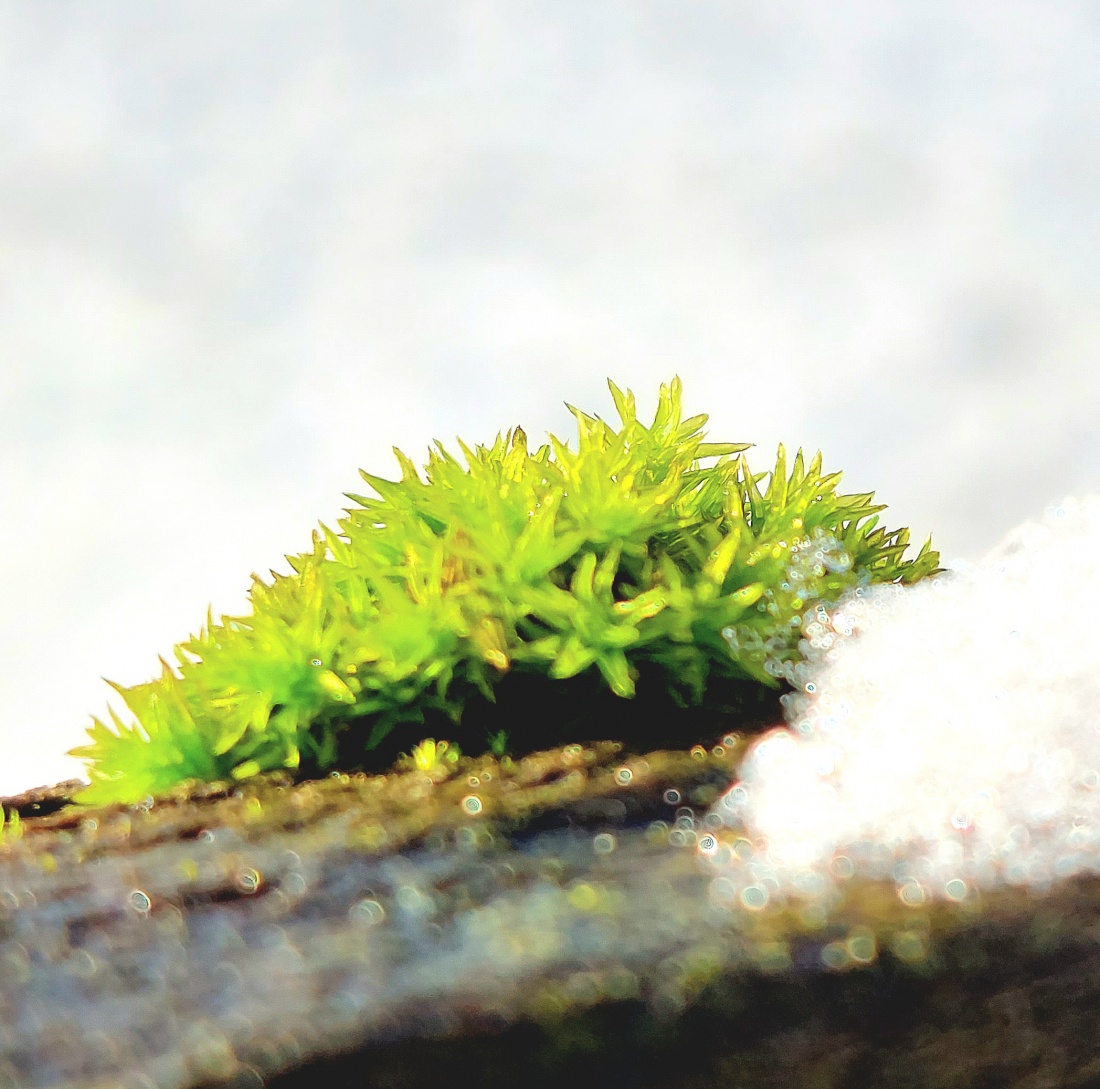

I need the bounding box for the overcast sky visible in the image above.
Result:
[1,1,1097,794]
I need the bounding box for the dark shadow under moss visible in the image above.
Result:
[307,667,787,776]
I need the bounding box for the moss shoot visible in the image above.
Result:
[71,378,940,804]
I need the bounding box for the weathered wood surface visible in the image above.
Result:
[2,740,1100,1089]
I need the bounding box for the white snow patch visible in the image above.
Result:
[712,495,1100,900]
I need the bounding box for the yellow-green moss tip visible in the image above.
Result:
[70,377,941,804]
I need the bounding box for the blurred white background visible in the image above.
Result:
[1,1,1096,794]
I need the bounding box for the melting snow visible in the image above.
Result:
[712,495,1100,901]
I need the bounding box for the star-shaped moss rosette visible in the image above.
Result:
[71,378,941,804]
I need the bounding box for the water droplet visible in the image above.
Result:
[891,931,928,962]
[128,890,151,914]
[349,898,385,925]
[821,941,849,969]
[830,855,854,879]
[847,932,877,963]
[462,794,483,815]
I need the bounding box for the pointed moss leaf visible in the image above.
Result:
[70,378,942,802]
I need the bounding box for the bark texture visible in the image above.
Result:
[1,738,1098,1089]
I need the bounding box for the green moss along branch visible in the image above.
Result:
[71,378,941,804]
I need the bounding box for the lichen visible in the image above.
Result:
[70,378,940,804]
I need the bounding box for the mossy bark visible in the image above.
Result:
[2,735,1099,1089]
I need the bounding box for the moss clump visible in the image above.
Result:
[71,378,940,804]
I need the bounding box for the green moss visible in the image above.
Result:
[70,378,940,804]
